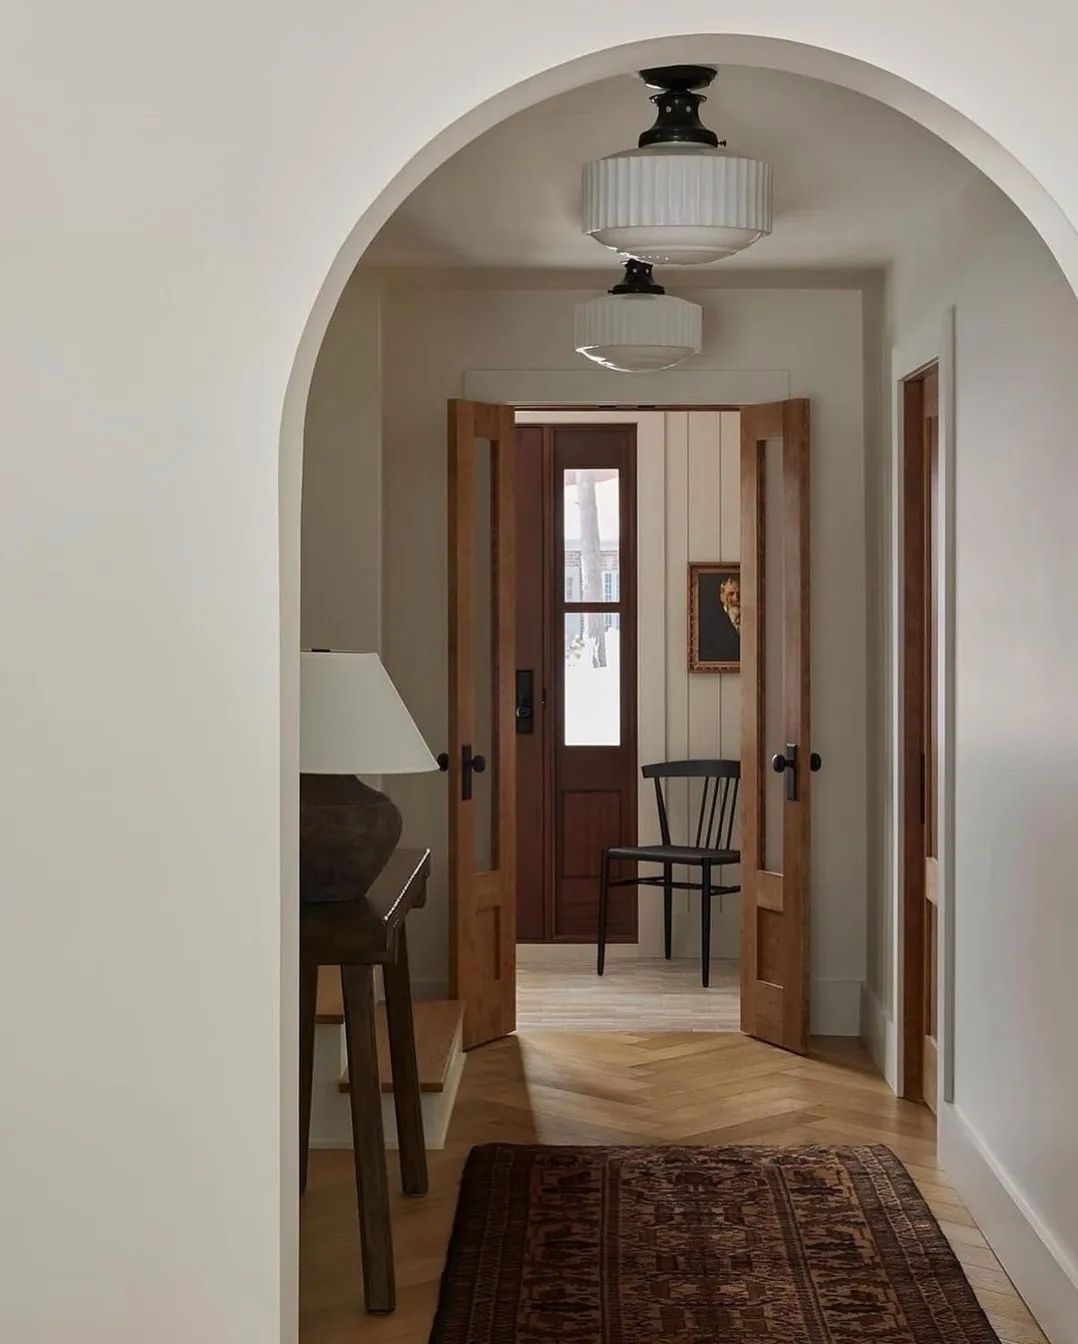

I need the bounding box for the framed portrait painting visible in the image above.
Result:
[688,562,741,672]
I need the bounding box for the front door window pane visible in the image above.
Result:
[564,613,620,746]
[564,469,620,604]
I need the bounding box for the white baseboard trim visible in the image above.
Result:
[412,978,450,999]
[809,978,862,1036]
[940,1103,1078,1344]
[859,982,898,1091]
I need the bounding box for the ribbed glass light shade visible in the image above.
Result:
[582,144,772,265]
[574,291,702,372]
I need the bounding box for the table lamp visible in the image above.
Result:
[300,650,438,903]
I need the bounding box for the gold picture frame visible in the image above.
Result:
[688,561,741,673]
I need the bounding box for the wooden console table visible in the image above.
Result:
[299,847,431,1314]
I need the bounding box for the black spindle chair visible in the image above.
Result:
[597,759,740,988]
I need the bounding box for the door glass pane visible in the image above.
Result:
[564,468,619,602]
[473,437,495,873]
[762,438,785,873]
[564,613,620,746]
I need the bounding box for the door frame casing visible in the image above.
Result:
[891,309,957,1104]
[898,362,939,1104]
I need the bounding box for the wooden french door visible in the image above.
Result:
[514,424,638,942]
[446,400,517,1050]
[739,399,814,1053]
[901,366,940,1109]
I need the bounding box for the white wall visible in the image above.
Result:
[301,274,383,653]
[6,7,1078,1340]
[870,173,1078,1338]
[378,276,869,1031]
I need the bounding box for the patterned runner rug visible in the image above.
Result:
[430,1144,1000,1342]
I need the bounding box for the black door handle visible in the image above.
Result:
[461,743,485,800]
[771,744,798,801]
[515,669,535,734]
[437,745,486,799]
[770,745,821,801]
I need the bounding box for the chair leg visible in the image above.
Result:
[382,926,428,1197]
[663,865,673,960]
[298,960,318,1195]
[341,963,395,1313]
[597,852,609,976]
[701,866,712,989]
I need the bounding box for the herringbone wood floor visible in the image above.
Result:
[299,1032,1047,1344]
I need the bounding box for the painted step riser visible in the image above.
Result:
[309,1023,465,1152]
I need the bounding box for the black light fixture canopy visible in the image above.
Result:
[637,65,721,148]
[581,62,770,265]
[609,259,665,295]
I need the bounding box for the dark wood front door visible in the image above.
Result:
[514,423,638,943]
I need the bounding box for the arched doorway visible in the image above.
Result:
[283,31,1078,1342]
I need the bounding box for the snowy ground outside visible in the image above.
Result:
[564,625,620,745]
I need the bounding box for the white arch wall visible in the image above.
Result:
[4,5,1078,1342]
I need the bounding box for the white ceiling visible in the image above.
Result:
[364,66,980,273]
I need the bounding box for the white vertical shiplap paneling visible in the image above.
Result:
[663,411,691,947]
[634,412,668,955]
[664,410,742,960]
[678,413,721,957]
[712,410,744,956]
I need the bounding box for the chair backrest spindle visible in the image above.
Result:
[654,776,672,846]
[641,759,741,851]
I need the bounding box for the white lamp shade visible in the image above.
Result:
[582,144,772,265]
[574,290,702,372]
[300,651,438,775]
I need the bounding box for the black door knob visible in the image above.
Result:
[436,752,450,772]
[810,752,822,772]
[771,744,799,800]
[471,754,487,774]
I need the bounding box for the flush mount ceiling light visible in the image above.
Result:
[581,65,772,266]
[574,260,702,372]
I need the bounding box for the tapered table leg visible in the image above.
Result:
[341,963,395,1313]
[382,926,428,1196]
[298,960,318,1195]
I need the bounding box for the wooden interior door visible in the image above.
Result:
[740,399,813,1053]
[447,399,516,1050]
[901,366,940,1109]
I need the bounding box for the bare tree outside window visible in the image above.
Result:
[576,469,608,667]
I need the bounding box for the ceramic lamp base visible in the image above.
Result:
[299,774,403,903]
